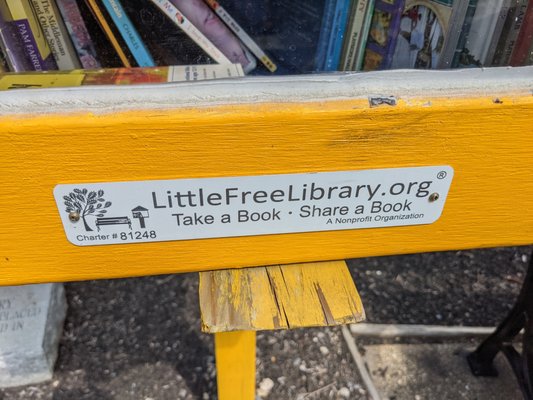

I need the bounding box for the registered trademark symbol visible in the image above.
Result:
[437,171,447,179]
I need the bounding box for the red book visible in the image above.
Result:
[510,1,533,66]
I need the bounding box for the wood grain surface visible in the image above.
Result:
[1,91,533,285]
[214,330,256,400]
[199,261,365,332]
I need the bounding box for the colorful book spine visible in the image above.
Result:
[100,0,155,67]
[3,0,57,70]
[363,0,405,70]
[314,0,336,70]
[341,0,369,71]
[510,0,533,65]
[324,0,352,71]
[121,0,214,67]
[484,0,513,65]
[447,0,479,68]
[0,64,244,90]
[438,0,473,69]
[355,0,374,70]
[459,0,505,66]
[85,0,132,67]
[30,0,81,70]
[339,1,357,70]
[0,12,33,71]
[149,0,231,65]
[493,0,528,66]
[169,0,255,73]
[56,0,100,69]
[13,18,57,71]
[203,0,276,72]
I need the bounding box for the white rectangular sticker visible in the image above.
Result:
[54,166,453,246]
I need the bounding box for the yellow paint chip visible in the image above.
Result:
[199,260,365,332]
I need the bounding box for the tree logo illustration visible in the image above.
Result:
[63,189,112,231]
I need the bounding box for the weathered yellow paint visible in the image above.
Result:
[215,330,256,400]
[199,261,365,332]
[1,94,533,284]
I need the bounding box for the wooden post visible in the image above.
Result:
[215,330,256,400]
[201,261,365,399]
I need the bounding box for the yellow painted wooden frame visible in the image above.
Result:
[1,68,532,285]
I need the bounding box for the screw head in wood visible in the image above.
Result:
[429,193,440,202]
[69,211,80,222]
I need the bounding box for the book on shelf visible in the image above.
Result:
[0,45,7,71]
[355,0,375,70]
[0,0,529,76]
[203,0,276,72]
[29,0,81,70]
[363,0,466,71]
[437,0,477,69]
[452,0,505,67]
[73,0,121,67]
[315,0,336,71]
[148,0,231,66]
[1,0,57,70]
[339,0,358,70]
[483,0,514,66]
[449,0,479,68]
[224,0,331,74]
[340,0,374,71]
[492,0,529,66]
[392,0,454,70]
[323,0,352,71]
[121,0,213,67]
[362,0,405,70]
[99,0,155,67]
[163,0,256,73]
[510,0,533,65]
[0,63,244,90]
[55,0,101,69]
[217,0,331,74]
[0,10,33,71]
[84,0,135,67]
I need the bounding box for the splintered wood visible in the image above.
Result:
[199,260,365,332]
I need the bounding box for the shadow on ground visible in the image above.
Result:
[0,245,530,399]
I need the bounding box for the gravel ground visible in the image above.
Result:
[0,245,530,400]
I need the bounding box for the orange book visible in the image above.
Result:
[0,64,244,90]
[84,0,131,67]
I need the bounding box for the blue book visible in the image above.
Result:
[324,0,352,71]
[315,0,337,71]
[100,0,155,67]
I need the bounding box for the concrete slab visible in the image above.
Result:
[0,283,67,387]
[363,343,522,400]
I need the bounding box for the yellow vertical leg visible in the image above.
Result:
[215,330,256,400]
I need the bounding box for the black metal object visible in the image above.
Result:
[468,255,533,399]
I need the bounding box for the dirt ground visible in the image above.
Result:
[0,245,530,400]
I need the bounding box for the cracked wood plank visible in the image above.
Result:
[199,260,365,333]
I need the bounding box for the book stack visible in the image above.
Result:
[357,0,533,70]
[0,0,277,78]
[218,0,533,73]
[0,0,531,84]
[0,64,245,89]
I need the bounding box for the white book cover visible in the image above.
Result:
[150,0,232,65]
[465,0,505,64]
